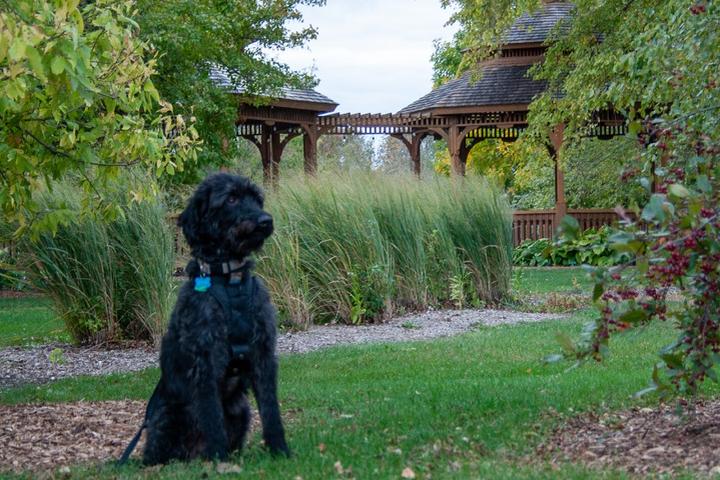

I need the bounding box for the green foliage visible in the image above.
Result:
[134,0,324,179]
[16,178,175,345]
[257,172,512,328]
[0,245,25,290]
[513,238,553,267]
[562,137,646,209]
[430,34,466,87]
[0,0,198,233]
[513,227,631,267]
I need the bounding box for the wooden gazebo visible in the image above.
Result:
[229,0,627,243]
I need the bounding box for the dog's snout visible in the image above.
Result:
[257,214,273,231]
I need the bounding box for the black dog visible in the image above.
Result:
[121,173,289,465]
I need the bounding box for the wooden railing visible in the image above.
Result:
[512,208,623,245]
[512,210,555,246]
[568,209,623,232]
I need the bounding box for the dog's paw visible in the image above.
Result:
[267,441,291,458]
[203,443,229,462]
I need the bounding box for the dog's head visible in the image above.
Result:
[179,173,273,260]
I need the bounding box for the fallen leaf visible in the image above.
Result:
[216,462,243,474]
[401,466,416,479]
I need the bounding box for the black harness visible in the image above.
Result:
[118,259,257,465]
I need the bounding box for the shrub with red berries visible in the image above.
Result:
[539,0,719,398]
[559,115,720,396]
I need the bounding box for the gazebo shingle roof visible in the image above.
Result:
[209,66,337,108]
[503,1,574,45]
[398,1,572,115]
[398,65,547,114]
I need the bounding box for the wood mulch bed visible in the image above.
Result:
[536,399,720,477]
[0,401,266,474]
[0,401,145,473]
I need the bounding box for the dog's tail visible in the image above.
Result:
[117,382,161,466]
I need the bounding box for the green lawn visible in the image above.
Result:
[0,296,69,347]
[1,309,706,479]
[512,267,592,295]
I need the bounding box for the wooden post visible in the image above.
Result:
[271,130,281,187]
[409,134,422,177]
[549,123,567,227]
[448,123,465,176]
[302,125,318,175]
[391,132,424,177]
[260,125,272,186]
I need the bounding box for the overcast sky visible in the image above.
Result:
[274,0,458,114]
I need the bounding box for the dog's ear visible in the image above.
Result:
[248,181,265,208]
[178,183,210,247]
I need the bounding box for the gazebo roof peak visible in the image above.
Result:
[503,1,574,46]
[209,66,338,113]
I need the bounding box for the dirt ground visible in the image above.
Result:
[537,399,720,477]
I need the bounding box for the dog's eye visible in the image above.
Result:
[227,195,238,205]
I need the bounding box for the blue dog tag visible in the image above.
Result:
[194,276,211,292]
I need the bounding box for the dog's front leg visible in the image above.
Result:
[191,362,230,460]
[251,354,290,456]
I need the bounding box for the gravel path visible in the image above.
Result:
[0,344,158,390]
[277,308,565,354]
[0,309,565,390]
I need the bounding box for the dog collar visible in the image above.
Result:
[197,258,247,275]
[194,258,248,289]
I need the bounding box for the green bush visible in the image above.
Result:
[512,238,553,267]
[513,226,630,267]
[257,172,512,329]
[17,182,175,345]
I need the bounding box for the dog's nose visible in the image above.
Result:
[257,214,273,231]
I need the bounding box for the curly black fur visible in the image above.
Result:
[142,173,289,465]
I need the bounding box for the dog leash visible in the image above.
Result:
[117,382,161,465]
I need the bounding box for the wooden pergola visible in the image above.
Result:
[227,0,627,242]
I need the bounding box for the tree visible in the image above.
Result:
[133,0,325,182]
[316,135,375,173]
[444,0,719,396]
[376,136,410,174]
[0,0,198,235]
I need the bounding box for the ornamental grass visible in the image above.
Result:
[257,172,512,329]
